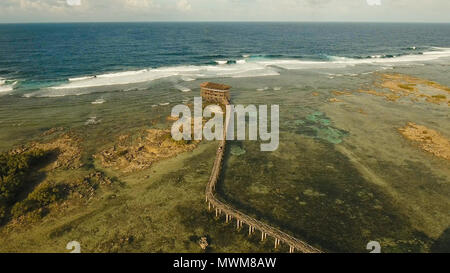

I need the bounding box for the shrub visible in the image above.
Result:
[11,182,68,218]
[0,149,49,222]
[0,205,7,223]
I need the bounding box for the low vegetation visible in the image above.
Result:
[0,149,48,223]
[11,181,69,220]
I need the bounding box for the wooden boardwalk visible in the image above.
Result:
[205,99,322,253]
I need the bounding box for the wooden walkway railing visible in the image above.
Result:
[205,99,322,253]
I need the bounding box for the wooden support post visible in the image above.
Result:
[208,202,211,211]
[274,239,278,249]
[249,226,252,236]
[215,208,218,218]
[261,232,265,241]
[236,220,240,230]
[226,214,229,223]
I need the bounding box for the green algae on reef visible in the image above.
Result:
[230,145,246,156]
[286,111,348,144]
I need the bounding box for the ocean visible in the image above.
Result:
[0,23,449,96]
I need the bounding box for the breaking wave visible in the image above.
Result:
[22,47,450,97]
[46,62,280,92]
[0,79,18,94]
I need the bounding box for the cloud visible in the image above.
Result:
[176,0,192,12]
[0,0,448,22]
[366,0,381,6]
[67,0,81,6]
[125,0,155,8]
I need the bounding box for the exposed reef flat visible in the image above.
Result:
[356,73,450,105]
[9,130,83,170]
[399,123,450,161]
[95,129,199,173]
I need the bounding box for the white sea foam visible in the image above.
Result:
[0,80,17,93]
[39,47,450,96]
[24,88,94,97]
[69,76,96,81]
[174,85,191,92]
[259,47,450,70]
[51,63,278,91]
[181,76,196,82]
[91,98,106,105]
[85,116,101,126]
[52,68,169,90]
[0,86,11,93]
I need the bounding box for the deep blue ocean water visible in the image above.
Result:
[0,22,449,93]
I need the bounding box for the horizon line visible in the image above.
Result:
[0,20,450,24]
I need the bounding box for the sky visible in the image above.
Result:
[0,0,449,23]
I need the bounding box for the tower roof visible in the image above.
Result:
[201,82,231,91]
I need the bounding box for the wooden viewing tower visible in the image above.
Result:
[200,82,231,103]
